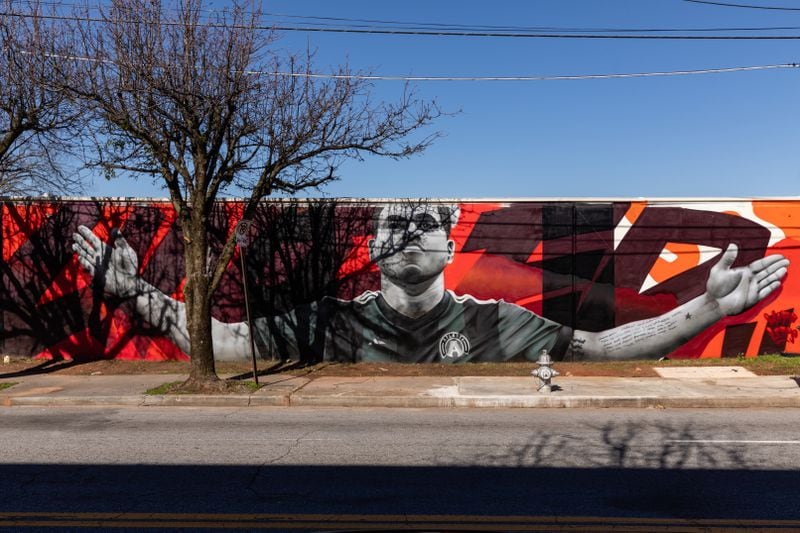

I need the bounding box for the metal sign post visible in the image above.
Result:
[235,219,259,386]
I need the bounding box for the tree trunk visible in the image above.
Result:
[183,220,218,384]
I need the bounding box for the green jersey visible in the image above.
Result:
[253,290,573,363]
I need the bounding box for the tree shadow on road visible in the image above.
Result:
[464,416,778,518]
[0,416,798,522]
[472,419,751,470]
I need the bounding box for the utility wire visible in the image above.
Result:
[683,0,800,11]
[12,0,800,33]
[258,27,800,39]
[28,48,800,81]
[7,10,800,39]
[256,63,798,81]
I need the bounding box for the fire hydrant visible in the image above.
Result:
[531,349,559,393]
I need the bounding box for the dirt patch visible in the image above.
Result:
[0,358,192,377]
[2,354,799,379]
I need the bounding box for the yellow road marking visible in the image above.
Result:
[2,512,800,524]
[1,512,800,530]
[0,521,796,532]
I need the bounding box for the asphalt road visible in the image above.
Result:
[2,406,800,531]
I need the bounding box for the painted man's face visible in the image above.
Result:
[369,204,456,285]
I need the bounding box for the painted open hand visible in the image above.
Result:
[706,243,790,317]
[72,225,140,299]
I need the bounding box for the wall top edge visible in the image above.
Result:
[2,195,800,203]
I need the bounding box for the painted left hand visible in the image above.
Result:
[706,244,790,316]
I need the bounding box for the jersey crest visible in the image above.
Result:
[439,331,471,360]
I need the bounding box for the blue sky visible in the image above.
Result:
[90,0,800,199]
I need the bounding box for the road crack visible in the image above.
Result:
[246,430,314,501]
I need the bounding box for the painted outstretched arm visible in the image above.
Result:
[568,244,790,361]
[71,226,250,360]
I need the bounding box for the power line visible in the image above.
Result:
[12,0,800,33]
[28,49,800,81]
[683,0,800,11]
[270,27,800,39]
[255,63,798,81]
[7,9,800,40]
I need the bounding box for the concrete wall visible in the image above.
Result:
[1,198,797,361]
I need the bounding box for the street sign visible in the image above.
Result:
[235,219,252,247]
[234,218,258,385]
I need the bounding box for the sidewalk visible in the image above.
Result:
[2,366,799,408]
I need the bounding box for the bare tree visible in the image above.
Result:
[0,0,82,195]
[64,0,442,388]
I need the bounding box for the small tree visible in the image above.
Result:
[66,0,441,387]
[0,0,82,194]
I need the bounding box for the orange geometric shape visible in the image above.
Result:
[445,248,485,295]
[139,204,178,272]
[133,334,189,361]
[514,292,544,308]
[170,277,186,302]
[614,201,648,249]
[337,235,377,279]
[2,202,60,261]
[449,202,505,253]
[453,254,544,312]
[623,201,648,227]
[525,241,544,264]
[446,203,505,290]
[640,243,722,293]
[93,204,137,242]
[38,257,93,305]
[102,311,140,360]
[753,201,800,242]
[649,242,700,284]
[224,201,247,239]
[32,328,105,362]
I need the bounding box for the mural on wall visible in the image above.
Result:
[1,198,796,363]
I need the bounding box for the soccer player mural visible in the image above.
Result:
[67,200,791,363]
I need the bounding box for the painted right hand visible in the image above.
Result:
[72,225,140,298]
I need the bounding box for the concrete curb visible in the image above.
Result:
[3,393,800,408]
[3,395,146,407]
[282,394,800,409]
[3,373,799,409]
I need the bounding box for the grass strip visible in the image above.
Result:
[145,380,261,395]
[144,381,185,395]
